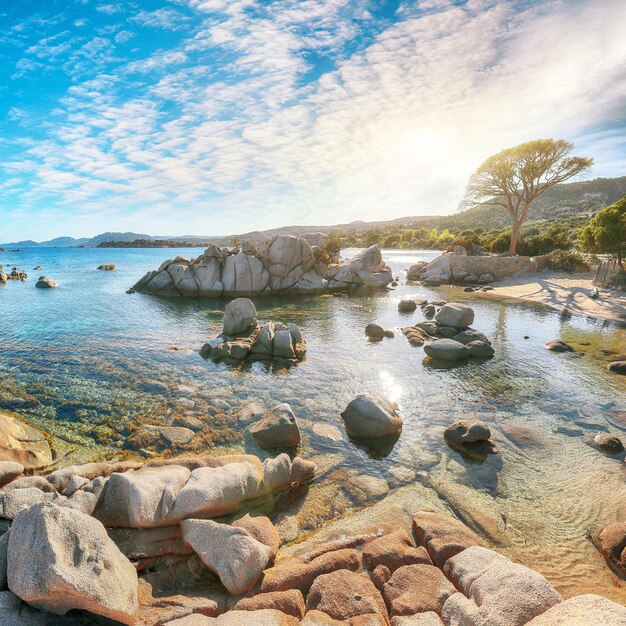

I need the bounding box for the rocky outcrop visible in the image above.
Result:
[132,237,392,297]
[0,414,53,470]
[200,299,307,364]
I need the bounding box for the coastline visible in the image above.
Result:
[467,272,626,324]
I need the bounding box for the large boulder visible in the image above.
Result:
[223,298,258,336]
[434,303,474,329]
[442,546,562,626]
[35,276,58,289]
[251,403,301,450]
[423,339,470,362]
[181,519,271,595]
[341,392,403,439]
[8,502,138,624]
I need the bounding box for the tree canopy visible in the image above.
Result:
[463,139,593,254]
[578,195,626,262]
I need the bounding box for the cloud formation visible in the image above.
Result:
[0,0,625,240]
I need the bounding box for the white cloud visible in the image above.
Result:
[2,0,626,241]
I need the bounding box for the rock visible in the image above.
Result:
[452,329,491,345]
[145,425,195,446]
[0,532,7,590]
[362,530,432,573]
[434,303,474,329]
[391,614,444,625]
[383,329,395,338]
[223,298,258,336]
[170,609,300,625]
[107,526,192,560]
[398,300,417,312]
[412,510,485,567]
[8,502,138,623]
[231,590,305,618]
[0,488,66,520]
[406,262,427,280]
[464,287,474,292]
[45,460,141,493]
[291,457,317,484]
[306,569,387,621]
[442,546,562,626]
[596,522,626,577]
[0,414,53,469]
[382,564,455,616]
[467,340,495,358]
[93,464,191,527]
[0,462,23,488]
[35,276,58,288]
[525,593,626,625]
[341,392,403,439]
[444,420,491,447]
[231,512,281,561]
[252,403,301,449]
[608,361,626,374]
[180,519,271,595]
[261,548,361,593]
[593,433,624,454]
[421,304,436,317]
[544,340,575,353]
[1,475,53,492]
[423,339,470,362]
[365,324,385,340]
[478,273,494,284]
[163,462,259,523]
[97,264,116,271]
[371,565,392,590]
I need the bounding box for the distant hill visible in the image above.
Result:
[3,175,624,248]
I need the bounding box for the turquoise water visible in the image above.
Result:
[0,246,625,599]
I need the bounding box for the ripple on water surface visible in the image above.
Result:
[0,246,625,599]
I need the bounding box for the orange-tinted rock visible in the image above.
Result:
[306,570,388,622]
[371,565,392,590]
[382,564,455,616]
[261,549,361,593]
[231,589,305,618]
[362,530,432,573]
[596,522,626,577]
[412,510,485,567]
[302,610,387,625]
[232,513,281,561]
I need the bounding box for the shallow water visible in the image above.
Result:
[0,246,625,600]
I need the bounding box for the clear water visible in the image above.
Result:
[1,247,625,600]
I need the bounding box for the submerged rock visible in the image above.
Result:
[593,433,624,454]
[544,340,575,353]
[251,403,301,449]
[595,522,626,578]
[444,420,491,447]
[341,392,403,439]
[0,414,53,470]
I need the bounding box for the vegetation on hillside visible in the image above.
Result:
[578,195,626,263]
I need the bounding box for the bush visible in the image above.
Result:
[548,249,590,272]
[489,232,511,253]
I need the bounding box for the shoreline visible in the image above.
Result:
[465,272,626,325]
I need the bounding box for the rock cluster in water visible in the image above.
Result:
[0,265,27,284]
[401,303,495,363]
[132,236,392,297]
[200,298,307,364]
[0,461,623,626]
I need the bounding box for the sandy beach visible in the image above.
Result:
[472,272,626,324]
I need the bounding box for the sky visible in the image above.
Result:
[0,0,625,241]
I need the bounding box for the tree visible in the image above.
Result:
[462,139,593,254]
[578,195,626,264]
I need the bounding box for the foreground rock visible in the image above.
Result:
[132,237,392,297]
[424,339,469,363]
[200,299,307,364]
[8,502,138,624]
[526,593,626,624]
[35,276,58,288]
[341,393,403,439]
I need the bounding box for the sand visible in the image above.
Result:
[472,272,626,323]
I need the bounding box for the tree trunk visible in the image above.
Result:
[509,220,521,255]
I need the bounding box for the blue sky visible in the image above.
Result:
[0,0,625,241]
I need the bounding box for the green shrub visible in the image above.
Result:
[548,249,590,272]
[489,232,511,253]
